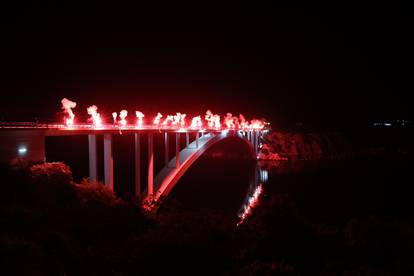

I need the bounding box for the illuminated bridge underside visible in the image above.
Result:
[147,132,255,203]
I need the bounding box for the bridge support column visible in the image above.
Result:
[253,131,259,157]
[252,131,256,149]
[251,131,255,152]
[148,133,154,196]
[88,134,98,182]
[185,132,189,147]
[164,132,169,167]
[195,132,199,148]
[104,134,114,191]
[134,133,141,199]
[176,133,180,168]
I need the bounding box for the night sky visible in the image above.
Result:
[0,7,408,127]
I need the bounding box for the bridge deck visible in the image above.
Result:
[0,123,222,136]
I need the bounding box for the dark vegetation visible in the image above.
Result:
[261,128,414,160]
[1,159,414,275]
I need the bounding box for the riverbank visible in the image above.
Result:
[259,128,413,160]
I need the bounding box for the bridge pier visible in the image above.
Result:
[148,133,154,196]
[254,130,260,157]
[164,132,169,167]
[195,132,199,148]
[104,134,114,190]
[88,134,98,182]
[185,132,189,147]
[252,131,255,149]
[254,131,258,156]
[176,133,180,167]
[134,133,141,198]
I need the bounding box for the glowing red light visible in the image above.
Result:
[87,105,102,127]
[190,116,202,129]
[61,98,76,126]
[153,112,163,125]
[119,110,128,126]
[61,98,267,131]
[135,111,144,126]
[237,185,263,226]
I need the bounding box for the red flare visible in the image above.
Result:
[239,114,248,129]
[224,113,236,129]
[162,115,174,126]
[61,98,76,126]
[135,111,144,126]
[249,119,265,130]
[60,99,268,131]
[112,112,117,124]
[205,110,221,129]
[119,110,128,126]
[87,105,102,127]
[190,116,202,129]
[153,113,163,125]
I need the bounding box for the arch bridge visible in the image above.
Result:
[0,123,264,205]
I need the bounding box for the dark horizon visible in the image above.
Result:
[0,9,409,127]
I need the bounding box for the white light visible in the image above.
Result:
[18,147,27,154]
[260,169,268,183]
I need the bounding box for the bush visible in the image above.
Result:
[28,162,77,207]
[29,162,73,186]
[76,178,119,206]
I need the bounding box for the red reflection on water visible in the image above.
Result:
[237,184,263,226]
